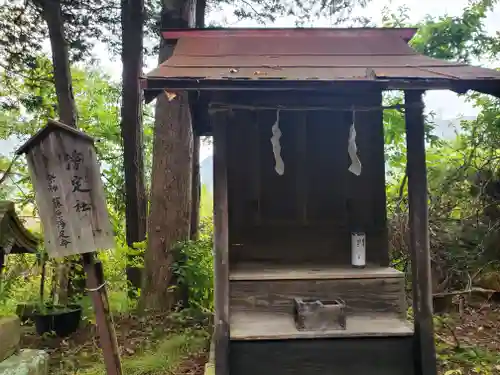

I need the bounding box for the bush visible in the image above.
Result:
[172,218,214,313]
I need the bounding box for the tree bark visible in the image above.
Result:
[39,0,78,128]
[140,0,195,311]
[121,0,147,296]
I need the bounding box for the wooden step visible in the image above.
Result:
[230,335,415,375]
[230,311,413,340]
[230,264,407,317]
[230,263,404,281]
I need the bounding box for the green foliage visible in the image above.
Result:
[0,0,120,74]
[200,184,213,219]
[381,0,499,63]
[411,0,499,63]
[172,218,214,313]
[215,0,371,25]
[380,0,500,293]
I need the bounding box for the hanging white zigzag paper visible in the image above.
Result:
[348,122,362,176]
[270,110,284,175]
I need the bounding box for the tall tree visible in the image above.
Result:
[121,0,148,294]
[33,0,77,127]
[140,0,196,311]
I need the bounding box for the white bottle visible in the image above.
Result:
[351,232,366,268]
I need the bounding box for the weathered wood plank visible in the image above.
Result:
[230,336,415,375]
[83,255,122,375]
[225,93,390,266]
[230,263,404,280]
[213,113,229,375]
[230,277,406,316]
[404,90,437,375]
[211,90,380,109]
[229,225,390,265]
[21,122,114,258]
[230,311,413,340]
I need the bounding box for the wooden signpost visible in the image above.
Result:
[17,120,122,375]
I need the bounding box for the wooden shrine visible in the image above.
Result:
[142,28,500,375]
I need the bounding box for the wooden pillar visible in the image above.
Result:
[404,90,437,375]
[213,112,230,375]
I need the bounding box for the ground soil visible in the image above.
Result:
[20,312,209,374]
[18,301,500,375]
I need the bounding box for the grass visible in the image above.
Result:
[75,329,208,375]
[200,184,213,219]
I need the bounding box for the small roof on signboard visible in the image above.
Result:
[16,120,94,156]
[142,27,500,100]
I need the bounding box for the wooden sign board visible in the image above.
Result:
[17,120,114,258]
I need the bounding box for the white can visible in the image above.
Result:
[351,232,366,268]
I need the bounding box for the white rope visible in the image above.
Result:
[86,281,107,292]
[209,103,422,112]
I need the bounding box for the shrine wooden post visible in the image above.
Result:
[212,112,230,375]
[17,120,122,375]
[404,90,437,375]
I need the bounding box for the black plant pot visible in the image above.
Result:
[34,304,82,337]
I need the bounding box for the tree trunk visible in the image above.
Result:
[121,0,147,297]
[39,0,79,305]
[39,0,78,128]
[189,0,205,241]
[139,0,195,312]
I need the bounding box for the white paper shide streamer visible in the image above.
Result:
[348,118,361,176]
[270,110,284,176]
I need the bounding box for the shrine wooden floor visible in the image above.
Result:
[230,311,413,340]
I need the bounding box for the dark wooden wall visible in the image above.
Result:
[230,336,415,375]
[222,91,388,266]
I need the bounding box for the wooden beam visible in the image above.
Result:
[404,90,437,375]
[211,91,377,109]
[213,112,230,375]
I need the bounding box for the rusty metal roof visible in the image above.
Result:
[143,28,500,97]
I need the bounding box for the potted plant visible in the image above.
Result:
[33,303,83,337]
